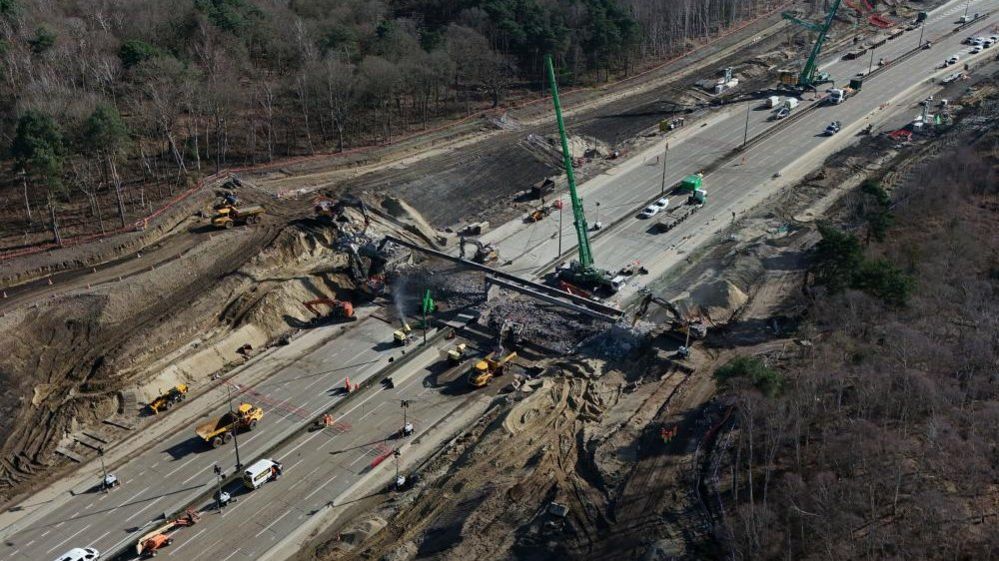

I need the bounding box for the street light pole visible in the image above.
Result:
[557,199,563,256]
[742,103,751,147]
[917,22,925,49]
[225,384,242,470]
[213,464,224,512]
[659,141,670,195]
[868,46,877,76]
[963,0,972,19]
[98,447,108,494]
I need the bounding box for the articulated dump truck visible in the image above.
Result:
[195,403,264,448]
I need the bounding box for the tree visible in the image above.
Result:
[715,356,783,397]
[83,104,131,227]
[812,224,863,294]
[851,259,914,307]
[28,25,55,54]
[119,39,162,69]
[11,110,65,234]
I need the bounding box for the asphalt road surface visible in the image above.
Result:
[6,1,997,559]
[484,0,999,300]
[2,317,430,560]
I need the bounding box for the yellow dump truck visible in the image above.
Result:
[195,403,263,448]
[211,205,265,229]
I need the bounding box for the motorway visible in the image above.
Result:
[6,1,999,560]
[0,316,461,560]
[483,0,999,301]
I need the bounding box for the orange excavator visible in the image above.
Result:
[303,298,356,324]
[136,509,200,557]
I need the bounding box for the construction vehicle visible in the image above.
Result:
[826,87,855,105]
[544,55,617,294]
[781,0,842,90]
[447,343,467,364]
[393,322,412,346]
[302,298,356,324]
[135,509,200,557]
[459,237,498,264]
[526,201,560,223]
[467,351,518,388]
[195,403,264,448]
[148,384,189,414]
[633,293,707,359]
[211,204,265,229]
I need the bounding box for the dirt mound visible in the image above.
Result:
[0,216,377,498]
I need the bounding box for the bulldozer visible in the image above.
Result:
[195,403,264,448]
[302,298,356,324]
[458,237,498,264]
[148,384,189,414]
[467,351,517,388]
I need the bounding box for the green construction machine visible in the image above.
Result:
[780,0,842,90]
[544,55,617,293]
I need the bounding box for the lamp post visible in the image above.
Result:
[868,45,877,76]
[225,384,242,470]
[742,103,751,147]
[213,464,224,512]
[98,447,108,494]
[917,22,926,49]
[659,141,670,195]
[963,0,972,19]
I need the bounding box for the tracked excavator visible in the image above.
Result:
[633,293,707,358]
[302,298,356,323]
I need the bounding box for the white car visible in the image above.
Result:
[53,548,100,561]
[639,205,661,218]
[946,55,960,65]
[653,197,669,209]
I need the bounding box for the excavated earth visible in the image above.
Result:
[0,200,434,499]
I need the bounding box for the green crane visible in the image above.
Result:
[782,0,842,89]
[544,54,613,291]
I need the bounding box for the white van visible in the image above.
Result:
[53,548,100,561]
[242,458,282,490]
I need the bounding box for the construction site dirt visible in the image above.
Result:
[0,1,977,555]
[289,66,999,561]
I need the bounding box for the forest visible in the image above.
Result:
[715,142,998,560]
[0,0,781,243]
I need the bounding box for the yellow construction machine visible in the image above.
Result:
[447,343,467,365]
[467,351,517,388]
[393,322,412,346]
[148,384,189,414]
[195,403,264,448]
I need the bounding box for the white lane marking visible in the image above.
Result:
[303,474,338,502]
[115,486,149,510]
[288,465,322,490]
[240,431,265,446]
[166,526,208,556]
[254,509,292,538]
[285,383,389,461]
[40,530,50,537]
[45,524,91,553]
[164,455,201,477]
[355,401,386,423]
[86,530,110,550]
[219,548,241,561]
[125,496,164,523]
[348,452,369,468]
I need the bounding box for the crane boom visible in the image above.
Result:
[544,54,594,269]
[782,0,842,88]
